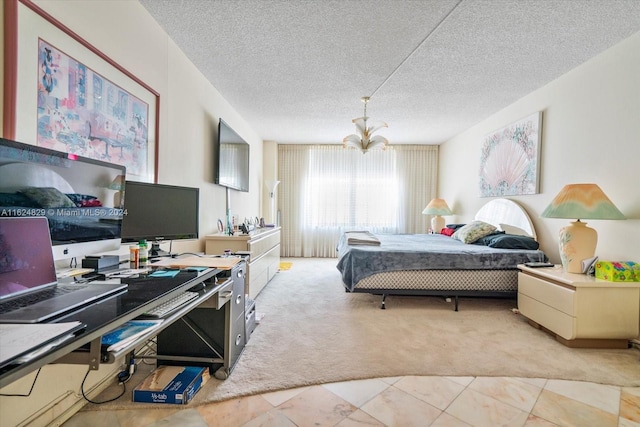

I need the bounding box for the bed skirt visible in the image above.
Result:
[349,269,517,310]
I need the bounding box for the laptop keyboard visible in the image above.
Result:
[0,284,88,313]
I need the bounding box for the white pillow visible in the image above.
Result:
[499,223,530,237]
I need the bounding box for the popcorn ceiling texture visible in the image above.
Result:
[139,0,640,145]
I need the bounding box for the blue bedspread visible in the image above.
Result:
[336,233,547,290]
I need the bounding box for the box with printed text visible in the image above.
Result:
[132,365,209,404]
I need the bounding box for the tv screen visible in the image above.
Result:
[120,181,199,256]
[215,119,250,192]
[0,138,126,261]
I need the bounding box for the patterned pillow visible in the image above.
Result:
[452,220,497,244]
[20,187,76,208]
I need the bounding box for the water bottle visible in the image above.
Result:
[138,240,148,267]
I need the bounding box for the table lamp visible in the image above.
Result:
[540,183,624,273]
[108,175,125,207]
[422,198,453,233]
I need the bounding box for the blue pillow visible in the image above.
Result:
[484,234,539,250]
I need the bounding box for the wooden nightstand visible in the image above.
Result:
[517,264,640,348]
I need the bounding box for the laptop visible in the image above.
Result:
[0,217,128,323]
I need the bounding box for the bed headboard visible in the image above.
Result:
[474,198,537,240]
[0,163,74,193]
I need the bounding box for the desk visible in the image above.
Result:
[0,264,244,388]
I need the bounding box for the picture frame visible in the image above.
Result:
[3,0,159,183]
[478,111,542,197]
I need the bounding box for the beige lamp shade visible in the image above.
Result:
[422,198,453,233]
[108,175,125,207]
[541,184,624,273]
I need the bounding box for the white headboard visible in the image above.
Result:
[474,198,537,240]
[0,163,74,193]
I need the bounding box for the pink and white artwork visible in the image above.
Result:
[479,112,542,197]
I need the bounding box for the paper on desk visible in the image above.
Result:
[0,322,84,366]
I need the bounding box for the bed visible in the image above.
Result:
[336,198,548,310]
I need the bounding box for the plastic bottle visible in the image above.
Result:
[138,240,148,267]
[129,245,139,269]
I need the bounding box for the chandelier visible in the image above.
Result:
[343,96,389,153]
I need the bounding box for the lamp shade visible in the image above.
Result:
[422,198,453,216]
[422,198,452,233]
[541,184,624,273]
[540,184,624,220]
[108,175,125,191]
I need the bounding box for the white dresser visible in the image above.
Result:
[205,227,281,299]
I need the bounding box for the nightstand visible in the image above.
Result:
[517,264,640,348]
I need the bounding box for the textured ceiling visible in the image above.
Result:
[139,0,640,145]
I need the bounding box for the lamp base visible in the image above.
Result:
[558,220,597,273]
[431,216,445,234]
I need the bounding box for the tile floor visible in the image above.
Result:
[63,375,640,427]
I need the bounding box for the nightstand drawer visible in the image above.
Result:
[518,293,575,340]
[518,272,575,315]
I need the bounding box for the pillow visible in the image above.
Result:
[451,220,497,244]
[440,227,455,237]
[473,230,506,245]
[446,223,466,231]
[499,223,530,237]
[485,234,540,250]
[20,187,76,208]
[0,192,36,207]
[66,193,102,207]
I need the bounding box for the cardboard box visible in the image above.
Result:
[133,366,209,404]
[595,261,639,282]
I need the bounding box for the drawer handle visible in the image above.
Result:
[221,290,233,298]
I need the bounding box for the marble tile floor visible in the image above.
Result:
[63,375,640,427]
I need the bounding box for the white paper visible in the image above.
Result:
[0,321,83,365]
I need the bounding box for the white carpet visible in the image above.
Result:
[88,257,640,410]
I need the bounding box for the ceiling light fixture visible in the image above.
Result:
[343,96,389,153]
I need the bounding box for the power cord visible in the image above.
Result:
[81,355,135,404]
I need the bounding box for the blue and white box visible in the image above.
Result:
[132,366,209,404]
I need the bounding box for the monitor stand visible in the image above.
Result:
[149,241,170,258]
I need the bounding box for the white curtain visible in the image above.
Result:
[278,144,438,257]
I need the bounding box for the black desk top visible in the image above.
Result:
[0,267,221,388]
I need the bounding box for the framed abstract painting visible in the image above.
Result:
[479,112,542,197]
[4,0,159,183]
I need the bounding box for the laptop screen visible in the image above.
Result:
[0,217,57,300]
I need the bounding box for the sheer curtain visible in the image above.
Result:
[279,144,438,257]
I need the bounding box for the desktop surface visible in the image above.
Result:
[0,268,219,387]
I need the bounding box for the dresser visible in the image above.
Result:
[517,264,640,348]
[205,227,281,299]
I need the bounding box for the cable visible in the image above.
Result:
[0,368,41,397]
[80,367,126,404]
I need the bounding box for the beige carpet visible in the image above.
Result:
[87,257,640,410]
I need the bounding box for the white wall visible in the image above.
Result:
[440,30,640,264]
[0,1,262,425]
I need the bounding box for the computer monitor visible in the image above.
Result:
[0,138,126,261]
[120,181,199,257]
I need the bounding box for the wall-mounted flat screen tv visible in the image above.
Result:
[215,119,250,192]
